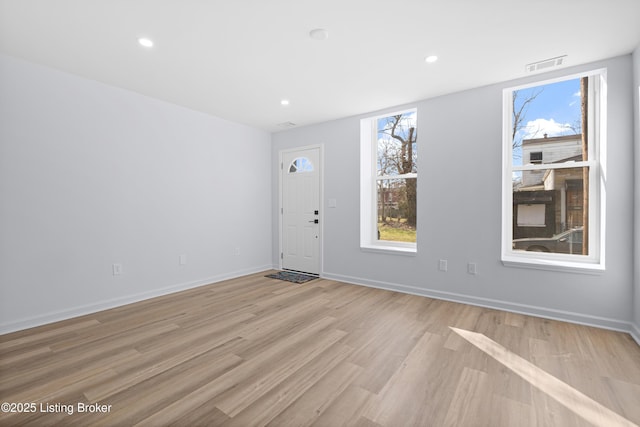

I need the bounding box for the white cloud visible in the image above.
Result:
[518,118,573,140]
[569,91,581,107]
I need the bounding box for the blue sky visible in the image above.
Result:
[514,77,581,141]
[512,77,582,167]
[377,111,417,175]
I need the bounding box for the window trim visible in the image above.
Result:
[360,108,418,254]
[501,69,606,273]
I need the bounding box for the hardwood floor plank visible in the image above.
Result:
[83,333,243,403]
[310,385,375,427]
[221,343,355,427]
[489,394,536,427]
[134,315,338,426]
[3,350,136,402]
[132,311,255,355]
[0,319,101,350]
[602,377,640,422]
[1,369,119,425]
[168,405,230,426]
[362,330,449,426]
[266,361,363,427]
[1,271,639,427]
[87,353,243,426]
[454,327,639,427]
[347,317,428,393]
[442,366,490,426]
[0,344,52,367]
[235,295,331,343]
[0,323,178,393]
[214,328,347,417]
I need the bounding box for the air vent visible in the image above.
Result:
[277,121,297,129]
[526,55,567,73]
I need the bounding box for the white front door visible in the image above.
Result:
[281,147,320,275]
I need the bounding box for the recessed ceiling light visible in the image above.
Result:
[425,55,438,63]
[138,37,154,48]
[309,28,329,41]
[281,99,290,106]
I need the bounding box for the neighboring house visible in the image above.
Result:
[513,134,586,239]
[378,182,403,216]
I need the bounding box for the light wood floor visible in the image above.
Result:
[1,271,639,426]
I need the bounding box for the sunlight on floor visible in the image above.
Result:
[450,327,637,427]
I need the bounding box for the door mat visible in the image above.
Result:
[265,271,318,284]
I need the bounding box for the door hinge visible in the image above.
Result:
[281,207,283,214]
[281,162,283,170]
[280,252,283,259]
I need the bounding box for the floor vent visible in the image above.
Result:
[526,55,567,73]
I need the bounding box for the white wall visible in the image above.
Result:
[272,55,636,333]
[633,45,640,343]
[0,54,273,333]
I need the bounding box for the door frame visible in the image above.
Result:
[278,144,324,275]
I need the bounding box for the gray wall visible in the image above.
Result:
[633,45,640,342]
[0,54,273,333]
[272,55,636,333]
[1,51,636,338]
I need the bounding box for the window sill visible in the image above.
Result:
[501,254,604,275]
[361,244,417,256]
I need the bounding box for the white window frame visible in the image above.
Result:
[360,108,417,255]
[501,69,606,273]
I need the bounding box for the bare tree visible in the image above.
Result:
[512,88,544,153]
[377,138,396,224]
[378,114,417,227]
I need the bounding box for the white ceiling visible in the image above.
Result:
[1,0,639,132]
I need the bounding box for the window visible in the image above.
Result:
[502,70,606,271]
[289,157,313,173]
[529,151,543,164]
[361,109,417,253]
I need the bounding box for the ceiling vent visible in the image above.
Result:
[277,121,297,129]
[526,55,567,73]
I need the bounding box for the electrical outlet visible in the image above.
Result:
[234,247,240,256]
[438,259,448,272]
[112,263,123,276]
[179,254,187,265]
[467,262,477,275]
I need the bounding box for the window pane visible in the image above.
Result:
[512,78,585,167]
[377,178,416,243]
[512,167,588,255]
[288,157,313,173]
[376,112,417,177]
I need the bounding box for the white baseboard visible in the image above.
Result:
[321,271,637,338]
[0,265,272,335]
[631,322,640,346]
